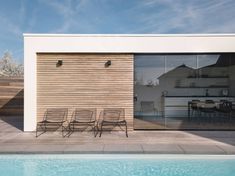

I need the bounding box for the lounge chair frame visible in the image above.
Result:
[99,108,128,137]
[35,108,68,137]
[67,108,97,137]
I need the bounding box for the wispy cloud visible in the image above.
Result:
[131,0,235,33]
[41,0,75,17]
[38,0,87,33]
[19,0,26,24]
[0,15,22,36]
[34,0,235,34]
[0,0,235,63]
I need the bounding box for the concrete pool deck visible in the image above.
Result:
[1,117,235,154]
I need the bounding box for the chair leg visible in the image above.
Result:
[92,125,95,137]
[62,125,64,137]
[99,122,103,137]
[62,124,69,138]
[125,121,128,138]
[92,124,97,137]
[61,124,65,137]
[35,125,38,137]
[68,123,75,137]
[35,124,46,138]
[191,110,194,121]
[35,124,39,137]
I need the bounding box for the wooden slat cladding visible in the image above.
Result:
[37,54,134,130]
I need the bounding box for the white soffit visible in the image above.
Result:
[24,33,235,53]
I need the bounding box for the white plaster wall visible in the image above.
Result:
[24,38,37,131]
[24,34,235,131]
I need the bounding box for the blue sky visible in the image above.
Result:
[1,0,235,63]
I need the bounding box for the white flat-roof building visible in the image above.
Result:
[24,34,235,132]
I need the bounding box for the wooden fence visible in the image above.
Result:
[0,77,23,116]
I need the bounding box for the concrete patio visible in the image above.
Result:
[1,116,235,154]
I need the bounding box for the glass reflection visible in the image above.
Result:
[134,54,235,130]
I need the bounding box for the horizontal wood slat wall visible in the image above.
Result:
[37,53,134,130]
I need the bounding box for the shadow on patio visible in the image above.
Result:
[134,117,235,147]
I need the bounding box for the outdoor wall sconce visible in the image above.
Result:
[105,60,111,67]
[56,60,63,67]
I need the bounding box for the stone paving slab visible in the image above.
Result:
[1,118,235,154]
[142,144,184,154]
[1,143,234,154]
[215,144,235,154]
[103,144,143,154]
[179,144,226,154]
[64,144,104,154]
[23,144,67,154]
[0,145,28,154]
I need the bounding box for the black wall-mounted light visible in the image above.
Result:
[56,60,63,67]
[105,60,111,67]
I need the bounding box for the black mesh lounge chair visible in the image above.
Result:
[99,108,128,137]
[36,108,68,137]
[67,108,97,137]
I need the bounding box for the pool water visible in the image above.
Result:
[0,155,235,176]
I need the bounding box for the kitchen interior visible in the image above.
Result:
[134,54,235,130]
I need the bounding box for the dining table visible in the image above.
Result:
[188,101,220,121]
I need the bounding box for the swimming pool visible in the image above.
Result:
[0,155,235,176]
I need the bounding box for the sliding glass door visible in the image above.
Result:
[134,55,166,129]
[134,54,235,130]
